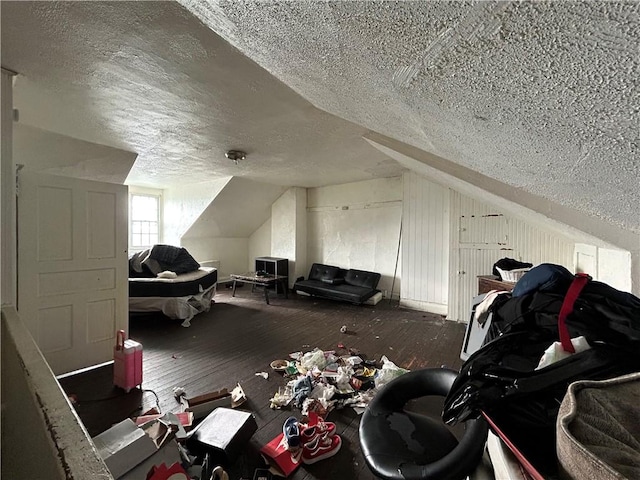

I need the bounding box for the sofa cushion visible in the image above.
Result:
[308,263,344,282]
[295,280,376,304]
[345,269,381,290]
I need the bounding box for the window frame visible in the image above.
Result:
[128,188,162,253]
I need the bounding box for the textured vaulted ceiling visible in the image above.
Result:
[2,1,639,235]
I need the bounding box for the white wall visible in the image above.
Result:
[398,172,581,320]
[179,177,287,276]
[271,187,307,286]
[448,190,576,322]
[249,218,272,271]
[575,244,632,292]
[181,236,248,282]
[401,172,449,313]
[162,178,230,247]
[306,177,402,297]
[14,123,136,185]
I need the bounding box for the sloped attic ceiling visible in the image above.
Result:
[1,1,638,239]
[180,0,640,236]
[1,1,404,190]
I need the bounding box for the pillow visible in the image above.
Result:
[157,270,178,279]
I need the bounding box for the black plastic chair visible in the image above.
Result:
[359,368,488,480]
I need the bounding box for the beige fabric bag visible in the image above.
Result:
[556,372,640,480]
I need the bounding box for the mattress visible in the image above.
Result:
[129,267,218,297]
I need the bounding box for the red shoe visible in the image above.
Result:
[302,433,341,464]
[300,413,336,445]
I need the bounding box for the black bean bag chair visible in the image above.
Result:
[359,368,488,480]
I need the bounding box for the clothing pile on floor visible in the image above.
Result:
[268,346,410,417]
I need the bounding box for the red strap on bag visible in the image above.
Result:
[558,273,590,353]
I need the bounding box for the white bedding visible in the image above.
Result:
[129,281,216,327]
[129,267,214,284]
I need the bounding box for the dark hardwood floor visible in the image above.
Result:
[59,287,467,480]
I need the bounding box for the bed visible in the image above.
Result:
[128,245,218,327]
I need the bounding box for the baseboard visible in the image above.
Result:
[399,299,448,316]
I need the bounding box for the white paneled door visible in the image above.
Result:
[18,172,128,375]
[448,191,517,322]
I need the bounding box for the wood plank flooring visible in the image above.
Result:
[59,287,467,480]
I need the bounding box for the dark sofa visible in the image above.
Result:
[293,263,381,305]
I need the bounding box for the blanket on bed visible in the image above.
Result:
[129,244,200,277]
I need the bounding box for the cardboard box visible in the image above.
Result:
[93,418,182,480]
[93,419,158,479]
[186,407,258,466]
[121,439,182,480]
[259,432,302,477]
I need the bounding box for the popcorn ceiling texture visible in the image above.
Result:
[182,0,640,233]
[2,1,639,234]
[2,1,404,190]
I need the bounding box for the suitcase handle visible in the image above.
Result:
[116,329,126,350]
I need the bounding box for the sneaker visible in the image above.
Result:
[300,413,336,445]
[302,433,341,464]
[283,416,301,448]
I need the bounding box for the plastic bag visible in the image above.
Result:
[300,348,327,371]
[374,355,409,389]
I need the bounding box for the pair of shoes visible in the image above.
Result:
[283,416,301,448]
[302,433,342,464]
[300,417,337,445]
[301,412,341,464]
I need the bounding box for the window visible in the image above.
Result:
[130,193,160,252]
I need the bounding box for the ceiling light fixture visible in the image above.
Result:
[225,150,246,165]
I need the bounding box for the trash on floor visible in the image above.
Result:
[269,386,294,409]
[230,383,247,408]
[134,411,194,430]
[269,346,410,415]
[175,384,247,420]
[255,371,269,380]
[270,359,289,371]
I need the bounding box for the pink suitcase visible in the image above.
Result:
[113,330,143,392]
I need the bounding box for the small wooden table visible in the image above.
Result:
[230,272,288,305]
